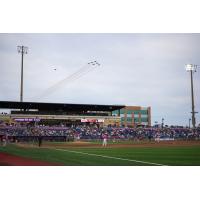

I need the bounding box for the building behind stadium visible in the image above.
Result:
[112,106,151,127]
[0,101,151,127]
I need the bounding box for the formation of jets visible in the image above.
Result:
[88,61,100,66]
[52,61,100,71]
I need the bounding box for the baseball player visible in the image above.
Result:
[102,133,108,147]
[2,133,8,146]
[156,132,160,143]
[38,133,43,147]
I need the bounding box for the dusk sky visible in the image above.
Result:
[0,33,200,126]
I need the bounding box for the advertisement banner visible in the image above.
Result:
[14,118,41,122]
[81,119,104,123]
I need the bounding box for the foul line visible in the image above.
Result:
[54,148,167,166]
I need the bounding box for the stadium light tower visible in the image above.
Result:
[17,46,28,102]
[189,118,191,129]
[161,118,164,129]
[185,64,198,129]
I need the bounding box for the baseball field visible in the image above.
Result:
[0,140,200,166]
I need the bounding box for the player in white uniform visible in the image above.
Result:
[3,133,8,146]
[102,133,108,147]
[156,132,160,143]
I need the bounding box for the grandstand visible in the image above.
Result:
[0,101,124,127]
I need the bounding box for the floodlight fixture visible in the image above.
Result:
[17,46,28,54]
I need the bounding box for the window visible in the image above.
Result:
[133,110,140,115]
[141,117,148,122]
[120,109,125,114]
[134,118,139,122]
[127,110,133,114]
[127,117,132,122]
[140,110,147,115]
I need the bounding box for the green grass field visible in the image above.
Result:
[1,141,200,166]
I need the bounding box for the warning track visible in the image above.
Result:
[0,152,62,166]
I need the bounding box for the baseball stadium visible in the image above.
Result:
[0,38,200,166]
[0,100,200,166]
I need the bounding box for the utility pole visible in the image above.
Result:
[185,64,198,129]
[17,46,28,102]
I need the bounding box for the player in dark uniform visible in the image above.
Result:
[38,133,43,147]
[148,131,152,142]
[0,134,3,145]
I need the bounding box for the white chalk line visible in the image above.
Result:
[54,148,167,166]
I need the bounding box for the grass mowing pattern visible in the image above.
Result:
[0,144,200,166]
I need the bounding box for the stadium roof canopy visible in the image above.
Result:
[0,101,125,112]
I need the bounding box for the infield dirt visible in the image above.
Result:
[16,140,200,149]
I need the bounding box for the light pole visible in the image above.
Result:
[17,46,28,102]
[189,118,191,129]
[185,64,198,129]
[161,118,164,129]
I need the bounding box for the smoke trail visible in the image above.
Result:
[33,61,100,101]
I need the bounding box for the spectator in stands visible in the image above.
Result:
[0,124,199,143]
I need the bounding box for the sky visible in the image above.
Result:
[0,33,200,126]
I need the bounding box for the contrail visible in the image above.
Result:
[33,61,100,101]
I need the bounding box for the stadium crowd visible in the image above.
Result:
[0,123,200,142]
